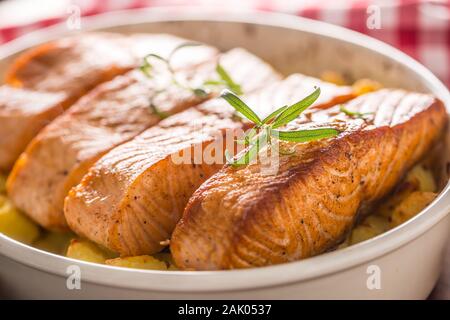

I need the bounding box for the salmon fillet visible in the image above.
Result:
[0,33,218,171]
[171,89,448,270]
[7,48,280,230]
[5,32,216,99]
[64,74,355,256]
[0,87,66,172]
[5,33,135,102]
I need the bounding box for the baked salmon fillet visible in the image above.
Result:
[171,89,448,270]
[0,87,66,172]
[7,48,280,230]
[64,74,355,256]
[0,33,217,171]
[5,32,216,97]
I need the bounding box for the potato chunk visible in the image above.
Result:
[0,195,40,244]
[320,71,347,86]
[105,255,168,270]
[66,239,117,264]
[352,78,382,95]
[390,191,437,228]
[377,164,435,218]
[405,165,436,192]
[349,225,379,245]
[349,215,389,245]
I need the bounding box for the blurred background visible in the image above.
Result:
[0,0,448,299]
[0,0,449,87]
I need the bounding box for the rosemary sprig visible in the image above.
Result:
[340,105,374,119]
[221,87,340,167]
[272,128,339,142]
[149,102,169,119]
[140,42,243,118]
[212,64,243,95]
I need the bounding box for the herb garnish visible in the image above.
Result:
[339,105,374,119]
[140,42,243,118]
[221,87,340,167]
[149,101,169,119]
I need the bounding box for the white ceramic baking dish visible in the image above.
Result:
[0,7,449,299]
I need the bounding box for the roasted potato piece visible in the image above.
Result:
[390,191,437,228]
[342,163,439,249]
[376,183,416,218]
[349,215,389,245]
[0,195,40,244]
[365,215,389,233]
[349,225,379,245]
[66,239,118,264]
[352,78,382,95]
[34,231,74,255]
[405,165,436,192]
[67,239,175,270]
[105,255,168,270]
[320,71,347,86]
[377,164,435,218]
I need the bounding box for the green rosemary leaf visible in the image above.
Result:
[261,105,289,124]
[237,142,260,165]
[140,53,169,78]
[235,127,259,145]
[244,127,258,142]
[272,128,339,142]
[192,88,209,97]
[272,87,321,129]
[168,42,202,63]
[203,80,226,86]
[340,105,374,119]
[216,63,243,95]
[220,89,262,125]
[245,131,267,163]
[227,131,267,167]
[139,64,152,78]
[225,149,235,164]
[234,139,247,145]
[144,53,168,62]
[149,102,169,119]
[141,43,242,101]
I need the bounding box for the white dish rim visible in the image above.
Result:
[0,7,448,293]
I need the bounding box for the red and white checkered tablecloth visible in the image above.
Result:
[0,0,449,86]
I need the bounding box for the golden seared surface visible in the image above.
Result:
[171,89,448,270]
[64,107,243,256]
[5,33,218,102]
[0,86,66,172]
[64,74,356,256]
[7,48,278,231]
[5,33,135,104]
[0,33,218,174]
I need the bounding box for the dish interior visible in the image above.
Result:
[0,15,449,274]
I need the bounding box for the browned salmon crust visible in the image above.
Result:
[171,89,448,270]
[0,33,136,171]
[8,48,280,231]
[64,74,355,256]
[5,33,215,99]
[5,33,138,104]
[0,87,66,172]
[1,33,216,172]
